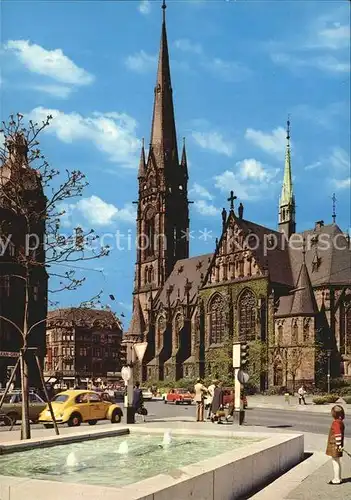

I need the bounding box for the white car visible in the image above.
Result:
[141,388,153,401]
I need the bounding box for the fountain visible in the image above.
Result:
[117,440,129,455]
[0,430,303,500]
[162,429,172,447]
[66,452,79,468]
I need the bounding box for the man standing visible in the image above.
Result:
[298,385,307,405]
[206,380,216,419]
[132,381,144,414]
[211,381,224,424]
[194,378,207,422]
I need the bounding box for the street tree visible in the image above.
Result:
[0,113,109,438]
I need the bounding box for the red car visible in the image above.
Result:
[223,388,248,409]
[165,389,193,405]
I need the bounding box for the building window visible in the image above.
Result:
[157,316,166,351]
[239,260,244,277]
[2,275,10,297]
[9,242,15,257]
[238,290,256,340]
[278,325,283,345]
[303,319,310,342]
[209,294,225,344]
[33,285,39,301]
[292,320,298,344]
[174,313,183,349]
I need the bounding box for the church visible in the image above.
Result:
[127,2,351,390]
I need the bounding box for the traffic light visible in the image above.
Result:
[240,343,249,367]
[119,341,127,367]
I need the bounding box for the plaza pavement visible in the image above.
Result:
[247,394,351,414]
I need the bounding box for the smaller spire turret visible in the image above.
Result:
[279,116,296,239]
[180,137,188,176]
[138,138,146,179]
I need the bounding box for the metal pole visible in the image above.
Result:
[20,349,31,440]
[34,352,59,435]
[327,351,331,394]
[0,356,21,411]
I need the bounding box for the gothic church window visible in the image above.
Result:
[209,294,225,344]
[144,266,148,284]
[238,289,256,340]
[292,320,298,344]
[144,208,155,257]
[303,319,310,342]
[174,313,183,349]
[278,325,283,345]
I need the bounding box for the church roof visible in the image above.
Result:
[155,253,212,308]
[127,297,146,336]
[240,218,293,286]
[290,262,319,316]
[290,224,351,287]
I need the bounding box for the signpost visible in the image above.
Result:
[0,351,20,358]
[232,343,247,426]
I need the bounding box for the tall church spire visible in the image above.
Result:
[149,0,178,163]
[279,117,296,238]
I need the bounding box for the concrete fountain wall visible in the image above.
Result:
[0,427,304,500]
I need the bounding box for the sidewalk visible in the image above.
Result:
[248,394,351,413]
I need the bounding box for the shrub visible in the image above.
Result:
[324,394,340,404]
[266,386,286,396]
[331,378,350,390]
[313,396,327,405]
[339,386,351,397]
[342,396,351,404]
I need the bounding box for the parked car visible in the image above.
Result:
[38,390,123,428]
[223,388,248,409]
[141,388,153,401]
[165,389,193,405]
[0,391,47,424]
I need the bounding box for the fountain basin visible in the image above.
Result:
[0,426,304,500]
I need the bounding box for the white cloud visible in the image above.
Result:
[5,40,94,85]
[268,8,350,75]
[192,130,235,157]
[125,51,157,73]
[202,58,251,82]
[31,84,73,99]
[76,196,136,226]
[329,147,350,170]
[245,127,286,157]
[189,183,213,200]
[333,177,351,190]
[305,147,350,172]
[193,200,219,217]
[293,102,347,129]
[214,158,279,201]
[174,39,203,55]
[28,107,140,168]
[138,1,151,15]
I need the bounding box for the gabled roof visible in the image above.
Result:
[290,224,351,287]
[127,297,146,335]
[155,253,212,308]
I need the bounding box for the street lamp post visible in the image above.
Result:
[327,350,332,394]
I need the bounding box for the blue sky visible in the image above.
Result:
[1,0,350,326]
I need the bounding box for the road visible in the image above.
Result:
[2,401,351,437]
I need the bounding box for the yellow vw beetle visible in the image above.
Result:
[38,390,123,428]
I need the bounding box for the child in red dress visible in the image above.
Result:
[326,405,345,485]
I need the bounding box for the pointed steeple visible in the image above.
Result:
[290,239,318,316]
[180,137,188,176]
[138,138,146,179]
[128,297,146,336]
[279,117,296,238]
[149,0,178,164]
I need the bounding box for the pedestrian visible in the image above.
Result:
[194,378,207,422]
[297,385,307,405]
[132,381,145,421]
[206,380,216,419]
[211,381,224,424]
[326,405,345,485]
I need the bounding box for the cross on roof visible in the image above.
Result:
[227,191,237,211]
